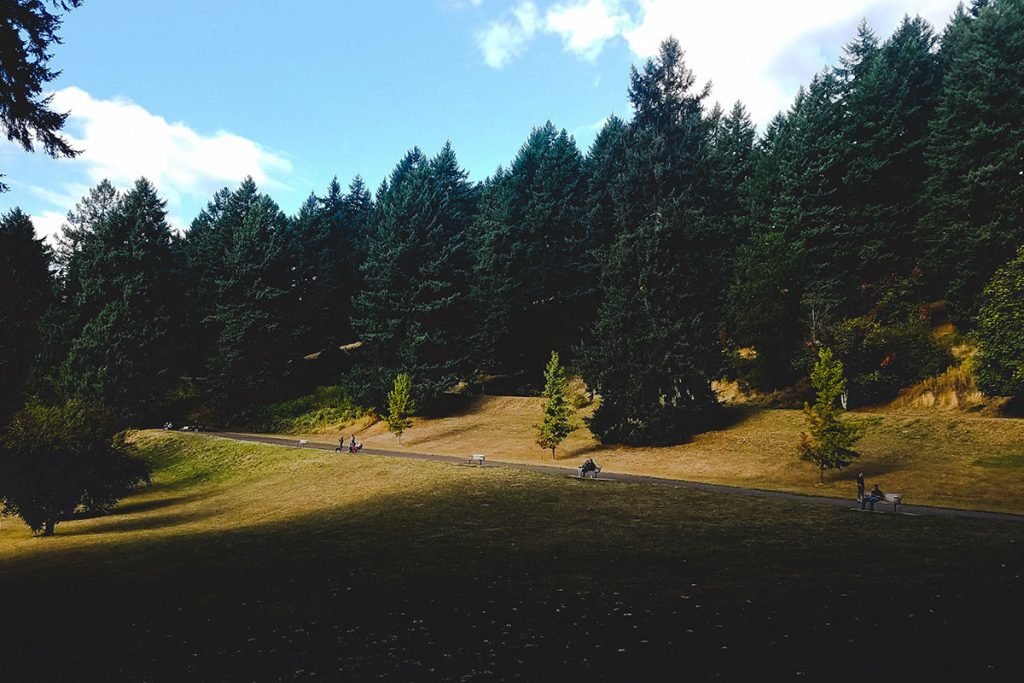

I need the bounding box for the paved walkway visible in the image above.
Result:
[210,432,1024,523]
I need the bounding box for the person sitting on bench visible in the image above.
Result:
[862,484,885,510]
[580,458,598,477]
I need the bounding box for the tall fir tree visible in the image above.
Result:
[924,0,1024,322]
[473,122,587,384]
[52,179,185,423]
[355,144,476,407]
[185,177,295,409]
[0,208,53,423]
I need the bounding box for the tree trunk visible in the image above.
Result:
[42,518,55,537]
[551,447,556,460]
[819,466,824,485]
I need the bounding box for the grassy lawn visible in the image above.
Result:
[1,431,1023,679]
[290,396,1024,515]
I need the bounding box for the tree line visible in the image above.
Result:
[3,1,1024,453]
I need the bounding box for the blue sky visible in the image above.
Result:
[1,0,961,239]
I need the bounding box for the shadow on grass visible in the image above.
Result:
[3,469,1023,680]
[61,508,215,537]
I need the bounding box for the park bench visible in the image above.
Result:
[860,492,903,512]
[467,454,486,466]
[298,439,308,447]
[577,465,602,479]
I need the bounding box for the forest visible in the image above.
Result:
[2,0,1024,452]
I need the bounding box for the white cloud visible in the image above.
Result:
[546,0,631,61]
[26,86,293,238]
[475,1,542,68]
[621,0,960,126]
[474,0,961,126]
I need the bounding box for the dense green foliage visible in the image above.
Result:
[0,0,82,191]
[4,1,1024,447]
[0,208,52,423]
[239,385,363,435]
[976,247,1024,399]
[0,400,150,535]
[535,351,576,458]
[799,349,868,482]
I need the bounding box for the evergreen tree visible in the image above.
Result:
[975,246,1024,400]
[472,123,587,384]
[535,351,576,459]
[355,144,476,407]
[579,210,722,444]
[582,114,629,283]
[708,101,757,242]
[385,372,414,444]
[0,208,53,423]
[925,0,1024,321]
[52,179,184,422]
[798,348,869,483]
[726,231,805,390]
[843,16,939,295]
[285,176,367,355]
[185,177,295,409]
[0,0,82,191]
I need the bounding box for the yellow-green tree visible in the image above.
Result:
[536,352,577,459]
[799,348,868,483]
[385,373,415,445]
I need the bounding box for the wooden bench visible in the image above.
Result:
[860,492,902,512]
[467,454,486,466]
[577,465,602,479]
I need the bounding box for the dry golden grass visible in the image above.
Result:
[295,396,1024,514]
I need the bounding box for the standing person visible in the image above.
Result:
[335,435,344,453]
[349,434,356,453]
[856,472,865,501]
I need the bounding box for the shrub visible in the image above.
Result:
[831,314,951,406]
[976,247,1024,400]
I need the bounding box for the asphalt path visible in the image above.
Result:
[208,431,1024,523]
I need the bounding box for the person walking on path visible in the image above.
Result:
[335,435,344,453]
[349,434,356,453]
[856,472,865,501]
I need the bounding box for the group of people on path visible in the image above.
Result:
[336,434,362,453]
[856,472,886,510]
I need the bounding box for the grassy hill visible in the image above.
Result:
[1,431,1023,679]
[279,394,1024,515]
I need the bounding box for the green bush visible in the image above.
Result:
[831,314,951,406]
[239,386,365,434]
[976,247,1024,399]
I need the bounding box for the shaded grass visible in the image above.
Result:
[1,431,1023,679]
[974,454,1024,469]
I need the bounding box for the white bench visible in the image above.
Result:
[467,454,486,466]
[860,492,902,512]
[298,439,308,447]
[577,465,602,479]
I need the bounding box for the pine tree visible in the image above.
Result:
[385,372,415,444]
[708,101,756,243]
[52,179,185,422]
[473,122,587,384]
[535,351,576,459]
[843,16,939,296]
[0,0,82,191]
[0,208,53,423]
[798,348,868,483]
[925,0,1024,322]
[185,177,295,410]
[579,210,722,444]
[726,231,804,390]
[354,144,476,407]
